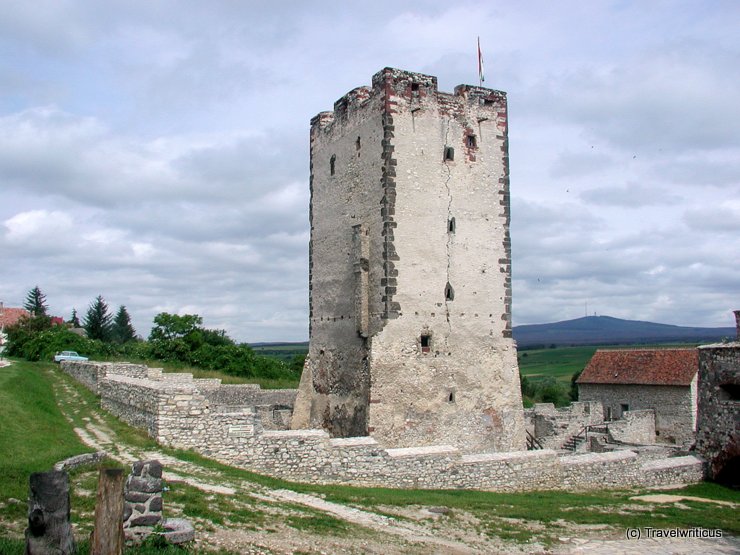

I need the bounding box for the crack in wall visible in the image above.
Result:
[442,118,453,342]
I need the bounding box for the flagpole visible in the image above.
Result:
[477,36,485,87]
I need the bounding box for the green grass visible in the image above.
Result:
[0,360,93,500]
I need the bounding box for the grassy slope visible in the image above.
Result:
[0,360,92,500]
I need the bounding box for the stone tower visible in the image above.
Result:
[292,68,525,452]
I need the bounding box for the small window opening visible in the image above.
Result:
[620,403,629,416]
[356,136,361,151]
[445,283,454,301]
[330,155,336,176]
[483,98,494,106]
[420,334,431,353]
[444,146,455,161]
[605,407,612,421]
[466,134,477,148]
[411,82,420,92]
[448,392,455,403]
[448,217,456,233]
[719,383,740,401]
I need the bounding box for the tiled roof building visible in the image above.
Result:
[577,349,698,446]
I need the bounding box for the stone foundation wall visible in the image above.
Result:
[124,460,163,543]
[607,409,656,444]
[524,401,603,450]
[63,361,704,492]
[579,382,696,446]
[696,342,740,478]
[60,361,150,394]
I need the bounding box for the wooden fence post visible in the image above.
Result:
[90,468,125,555]
[25,470,75,555]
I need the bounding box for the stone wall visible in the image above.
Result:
[696,342,740,479]
[579,381,696,446]
[62,361,295,438]
[124,460,163,543]
[63,361,704,492]
[607,409,656,444]
[524,402,603,450]
[60,361,150,394]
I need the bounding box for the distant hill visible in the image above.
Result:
[513,315,735,348]
[251,316,735,352]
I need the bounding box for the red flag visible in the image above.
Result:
[477,36,485,86]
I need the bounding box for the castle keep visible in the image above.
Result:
[291,68,525,452]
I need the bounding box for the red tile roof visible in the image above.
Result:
[0,307,29,329]
[577,349,698,386]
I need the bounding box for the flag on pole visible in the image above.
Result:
[477,36,485,86]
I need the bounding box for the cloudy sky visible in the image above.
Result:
[1,1,738,342]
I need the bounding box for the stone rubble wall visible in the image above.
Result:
[63,361,704,492]
[607,409,656,444]
[62,361,294,436]
[60,361,150,394]
[524,401,604,450]
[579,382,696,446]
[124,460,163,543]
[696,343,740,478]
[199,383,296,408]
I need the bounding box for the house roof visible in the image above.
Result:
[0,307,29,329]
[577,348,698,386]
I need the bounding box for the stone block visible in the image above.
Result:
[130,514,162,527]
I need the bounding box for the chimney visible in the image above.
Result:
[734,310,740,341]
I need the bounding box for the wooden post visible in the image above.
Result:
[25,470,75,555]
[90,468,125,555]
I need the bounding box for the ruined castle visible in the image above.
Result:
[57,69,713,493]
[291,68,525,452]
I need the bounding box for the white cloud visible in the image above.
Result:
[1,0,738,341]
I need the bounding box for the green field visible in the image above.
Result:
[250,342,308,362]
[518,346,596,383]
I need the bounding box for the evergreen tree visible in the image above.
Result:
[83,295,113,341]
[23,286,48,316]
[112,305,136,344]
[68,309,81,328]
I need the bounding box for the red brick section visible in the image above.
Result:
[577,349,698,386]
[0,307,29,328]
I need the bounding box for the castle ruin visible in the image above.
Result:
[291,68,525,452]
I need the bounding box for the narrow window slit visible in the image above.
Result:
[445,283,455,301]
[330,155,336,176]
[448,217,456,233]
[444,147,454,161]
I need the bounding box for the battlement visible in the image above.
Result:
[311,67,507,133]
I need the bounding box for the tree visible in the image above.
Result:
[148,313,203,342]
[24,286,48,317]
[112,306,136,344]
[83,295,113,342]
[68,309,81,328]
